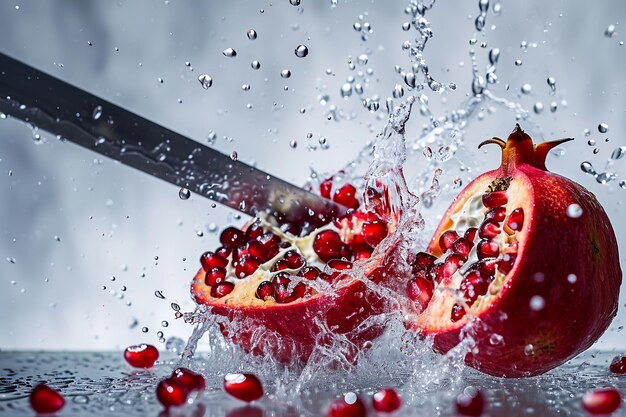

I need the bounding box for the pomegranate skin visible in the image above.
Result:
[416,125,622,377]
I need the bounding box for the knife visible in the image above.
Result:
[0,52,344,227]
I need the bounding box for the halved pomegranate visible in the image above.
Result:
[191,177,398,363]
[409,125,622,377]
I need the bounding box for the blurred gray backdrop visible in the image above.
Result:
[1,0,625,351]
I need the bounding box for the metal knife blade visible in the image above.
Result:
[0,52,344,226]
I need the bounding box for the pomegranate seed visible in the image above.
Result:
[320,177,333,199]
[412,251,437,271]
[362,220,388,247]
[372,388,402,413]
[220,227,247,249]
[327,392,366,417]
[256,281,275,301]
[327,259,353,270]
[280,222,300,236]
[235,254,262,278]
[407,272,434,310]
[455,386,485,416]
[482,191,508,208]
[477,239,499,259]
[609,355,626,374]
[451,304,466,322]
[245,223,264,241]
[211,281,235,298]
[271,259,290,272]
[284,249,306,269]
[171,367,206,392]
[464,227,478,243]
[216,246,231,258]
[272,272,298,303]
[506,208,524,231]
[200,251,228,271]
[478,219,501,239]
[205,267,226,286]
[354,247,373,260]
[313,230,344,262]
[485,206,506,222]
[299,266,322,280]
[460,271,489,305]
[29,384,65,414]
[238,241,266,261]
[452,238,473,258]
[443,253,466,278]
[257,232,281,260]
[124,344,159,368]
[439,230,460,252]
[333,184,360,209]
[497,253,516,275]
[430,264,444,282]
[476,258,497,277]
[156,377,189,408]
[224,373,264,402]
[581,388,622,415]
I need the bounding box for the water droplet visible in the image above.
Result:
[567,273,577,284]
[92,105,103,120]
[524,344,535,356]
[610,147,626,160]
[521,83,532,94]
[281,69,292,78]
[247,29,257,40]
[198,74,212,89]
[448,82,457,90]
[550,101,558,112]
[251,60,261,70]
[581,161,596,175]
[404,72,416,88]
[514,59,522,66]
[489,333,504,346]
[596,172,617,184]
[357,54,369,65]
[488,48,500,65]
[566,203,583,218]
[402,22,411,31]
[620,180,626,189]
[223,48,237,57]
[289,140,297,148]
[529,295,545,311]
[598,123,609,133]
[295,44,309,57]
[547,76,556,95]
[230,151,238,161]
[353,22,362,31]
[393,84,404,99]
[289,0,301,5]
[165,337,185,354]
[158,77,164,84]
[340,83,353,98]
[533,102,544,114]
[241,84,251,91]
[605,24,616,38]
[161,320,169,328]
[141,326,149,333]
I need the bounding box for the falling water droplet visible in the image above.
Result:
[198,74,212,89]
[488,48,500,65]
[230,151,238,161]
[251,60,261,70]
[529,295,545,311]
[605,24,616,38]
[533,102,544,114]
[521,83,532,94]
[566,203,583,218]
[247,29,257,40]
[223,48,237,57]
[620,180,626,189]
[92,105,103,120]
[289,0,301,5]
[281,69,292,78]
[580,161,596,175]
[241,84,251,91]
[402,22,411,31]
[357,54,369,65]
[289,140,297,148]
[610,147,626,160]
[141,327,149,333]
[295,44,309,57]
[598,123,609,133]
[393,84,404,99]
[514,59,522,66]
[547,76,556,95]
[179,188,191,200]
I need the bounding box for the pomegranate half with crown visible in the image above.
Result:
[408,124,621,377]
[191,177,398,363]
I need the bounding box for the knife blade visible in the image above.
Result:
[0,52,344,226]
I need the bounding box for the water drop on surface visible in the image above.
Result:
[223,48,237,57]
[524,344,535,356]
[566,203,583,218]
[489,333,504,346]
[567,273,577,284]
[247,29,257,40]
[530,295,545,311]
[198,74,212,89]
[281,69,291,78]
[598,123,609,133]
[295,44,309,57]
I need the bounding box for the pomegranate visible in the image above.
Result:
[372,388,402,413]
[327,392,367,417]
[581,388,622,415]
[124,343,159,368]
[410,125,622,377]
[455,387,485,416]
[171,367,206,392]
[191,177,398,362]
[156,378,188,408]
[223,373,264,402]
[29,384,65,414]
[610,355,626,375]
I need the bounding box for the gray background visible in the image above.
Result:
[0,0,624,351]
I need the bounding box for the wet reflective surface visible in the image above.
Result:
[0,351,624,416]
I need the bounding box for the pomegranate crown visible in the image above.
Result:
[479,124,573,171]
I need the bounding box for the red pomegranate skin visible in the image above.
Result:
[415,125,622,377]
[191,262,390,363]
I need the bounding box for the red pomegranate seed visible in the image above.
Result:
[482,191,508,208]
[320,177,333,199]
[171,367,206,392]
[443,253,466,278]
[460,271,489,305]
[354,247,373,260]
[200,251,228,271]
[407,272,434,310]
[216,246,231,258]
[328,259,353,270]
[245,223,264,241]
[313,230,344,262]
[235,254,262,278]
[220,227,246,249]
[452,238,473,258]
[610,355,626,374]
[284,249,306,269]
[478,219,501,239]
[451,304,466,322]
[224,373,264,402]
[362,220,388,247]
[272,272,297,303]
[412,251,437,272]
[476,258,498,278]
[211,281,235,298]
[299,266,322,280]
[257,232,281,259]
[439,230,460,252]
[333,184,360,209]
[157,377,189,408]
[455,386,485,416]
[430,263,444,282]
[205,267,226,286]
[582,388,622,415]
[238,240,266,261]
[372,388,402,413]
[464,227,478,243]
[485,206,506,222]
[271,259,290,272]
[506,208,524,231]
[124,344,159,368]
[477,239,499,259]
[327,392,366,417]
[29,384,65,414]
[497,253,516,275]
[256,281,275,301]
